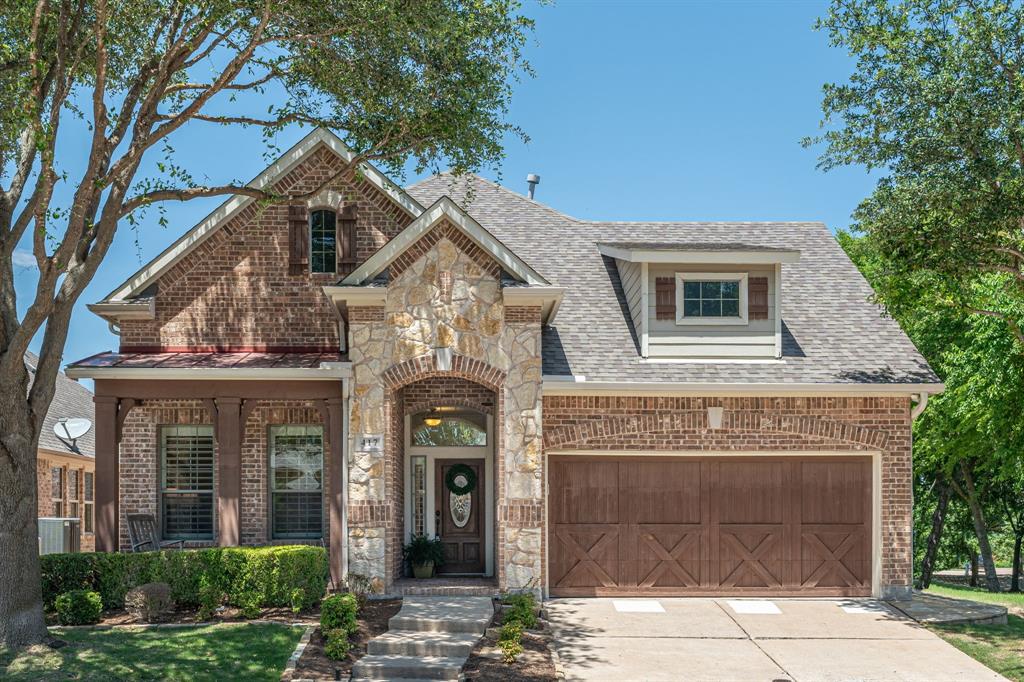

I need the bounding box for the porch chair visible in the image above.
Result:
[126,513,185,552]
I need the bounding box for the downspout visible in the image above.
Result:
[911,391,929,420]
[341,376,350,583]
[906,390,929,600]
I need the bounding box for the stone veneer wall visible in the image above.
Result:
[118,147,413,351]
[118,399,331,551]
[542,395,913,597]
[346,222,543,591]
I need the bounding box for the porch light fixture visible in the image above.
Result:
[423,411,443,427]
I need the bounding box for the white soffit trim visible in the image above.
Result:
[321,286,387,306]
[340,196,550,286]
[541,377,945,397]
[87,300,155,321]
[64,363,353,381]
[102,127,425,304]
[597,244,800,264]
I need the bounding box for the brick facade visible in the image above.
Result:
[37,455,96,552]
[542,395,913,596]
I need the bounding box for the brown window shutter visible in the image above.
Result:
[655,277,675,320]
[339,203,357,265]
[748,276,769,319]
[287,204,309,275]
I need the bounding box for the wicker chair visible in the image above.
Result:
[126,513,186,552]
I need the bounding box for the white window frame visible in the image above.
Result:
[675,272,748,326]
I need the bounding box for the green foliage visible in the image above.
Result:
[322,628,351,661]
[402,534,445,567]
[40,546,328,616]
[498,621,524,664]
[290,588,306,615]
[54,590,102,626]
[501,591,538,629]
[124,582,174,623]
[320,593,359,635]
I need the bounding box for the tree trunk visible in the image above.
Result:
[918,481,951,589]
[0,382,49,648]
[970,552,979,587]
[1012,532,1022,593]
[960,463,1002,593]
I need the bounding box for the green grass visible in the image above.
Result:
[0,623,302,682]
[927,582,1024,614]
[932,615,1024,682]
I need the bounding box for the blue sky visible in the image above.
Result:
[15,0,875,373]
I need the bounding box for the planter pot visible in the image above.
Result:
[412,561,435,579]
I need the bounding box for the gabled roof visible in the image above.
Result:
[406,173,942,389]
[340,196,550,286]
[25,353,96,457]
[101,127,425,304]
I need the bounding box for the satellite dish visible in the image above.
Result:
[55,417,92,444]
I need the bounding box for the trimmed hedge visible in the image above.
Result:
[40,546,328,612]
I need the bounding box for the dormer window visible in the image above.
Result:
[310,209,337,274]
[676,273,748,325]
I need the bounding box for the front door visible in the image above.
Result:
[435,459,485,574]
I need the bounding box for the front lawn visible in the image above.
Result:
[927,582,1024,616]
[1,623,302,682]
[931,615,1024,682]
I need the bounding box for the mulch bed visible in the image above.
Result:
[285,598,403,681]
[462,603,558,682]
[48,605,321,627]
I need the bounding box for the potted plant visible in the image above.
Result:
[403,534,445,578]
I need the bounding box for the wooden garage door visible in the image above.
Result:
[548,456,872,597]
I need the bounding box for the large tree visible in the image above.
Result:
[0,0,533,648]
[810,0,1024,344]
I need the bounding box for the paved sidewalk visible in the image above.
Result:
[547,598,1005,681]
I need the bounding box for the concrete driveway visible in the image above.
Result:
[546,598,1004,681]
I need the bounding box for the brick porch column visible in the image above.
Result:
[94,396,120,552]
[326,397,346,586]
[216,397,242,546]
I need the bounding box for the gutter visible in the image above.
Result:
[910,391,930,420]
[542,376,946,397]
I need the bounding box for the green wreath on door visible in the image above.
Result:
[444,462,477,495]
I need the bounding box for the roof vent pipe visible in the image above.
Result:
[526,173,540,200]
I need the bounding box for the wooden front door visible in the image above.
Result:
[435,459,485,574]
[549,455,873,597]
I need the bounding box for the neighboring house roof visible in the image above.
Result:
[25,352,96,457]
[405,173,941,388]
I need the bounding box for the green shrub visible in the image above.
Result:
[344,573,374,610]
[55,589,103,625]
[502,592,538,629]
[498,621,524,664]
[290,588,306,614]
[40,545,328,616]
[124,582,173,623]
[321,593,359,635]
[323,628,351,660]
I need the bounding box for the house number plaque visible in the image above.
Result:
[358,434,384,452]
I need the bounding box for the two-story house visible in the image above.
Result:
[67,128,942,599]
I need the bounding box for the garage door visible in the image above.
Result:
[548,456,872,597]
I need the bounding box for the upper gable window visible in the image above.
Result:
[676,272,748,325]
[310,209,337,274]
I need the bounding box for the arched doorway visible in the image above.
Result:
[404,405,494,576]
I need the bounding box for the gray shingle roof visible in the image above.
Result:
[597,241,796,252]
[25,352,95,457]
[406,173,939,386]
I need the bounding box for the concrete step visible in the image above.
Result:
[350,679,439,682]
[387,596,493,635]
[368,630,479,657]
[350,654,465,680]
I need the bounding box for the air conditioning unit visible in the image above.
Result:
[38,518,81,555]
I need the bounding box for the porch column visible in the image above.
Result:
[94,396,120,552]
[216,397,242,546]
[326,396,346,586]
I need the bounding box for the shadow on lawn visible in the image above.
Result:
[935,614,1024,681]
[2,623,301,682]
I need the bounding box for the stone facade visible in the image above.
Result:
[542,395,914,597]
[347,221,544,591]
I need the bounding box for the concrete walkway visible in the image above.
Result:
[547,598,1006,681]
[351,596,493,681]
[889,591,1008,625]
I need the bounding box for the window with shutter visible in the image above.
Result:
[748,276,769,320]
[160,425,215,540]
[310,209,337,274]
[288,205,309,275]
[655,277,675,320]
[339,204,357,266]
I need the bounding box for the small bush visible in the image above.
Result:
[197,574,224,621]
[290,587,306,614]
[344,573,373,610]
[498,621,524,664]
[124,582,173,623]
[323,628,351,660]
[502,592,538,629]
[321,593,359,635]
[55,589,103,625]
